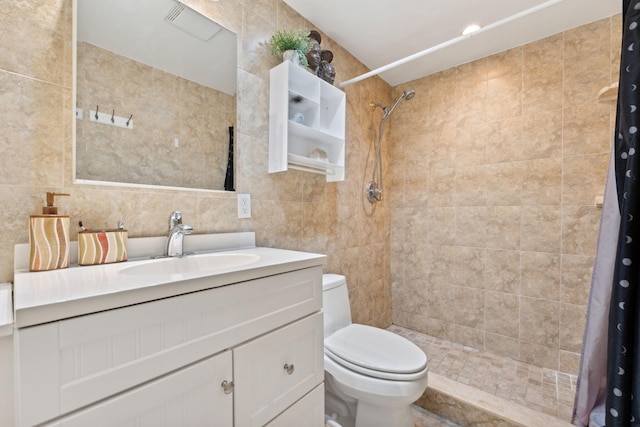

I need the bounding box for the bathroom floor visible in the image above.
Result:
[390,325,577,423]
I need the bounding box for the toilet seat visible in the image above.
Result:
[324,324,428,381]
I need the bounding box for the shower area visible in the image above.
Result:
[378,16,617,423]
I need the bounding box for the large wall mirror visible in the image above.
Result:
[74,0,237,191]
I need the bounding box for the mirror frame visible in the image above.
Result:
[71,0,238,193]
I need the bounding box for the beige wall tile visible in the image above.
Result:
[455,165,487,206]
[454,324,484,349]
[485,162,522,206]
[521,110,563,160]
[523,62,563,112]
[520,206,561,253]
[428,167,455,207]
[523,33,563,69]
[453,246,485,288]
[520,341,559,370]
[559,303,587,353]
[564,104,612,156]
[521,252,561,301]
[562,153,609,206]
[561,254,594,305]
[486,116,523,163]
[562,206,601,256]
[520,297,559,348]
[521,158,562,206]
[427,207,455,245]
[486,206,522,250]
[485,333,520,360]
[485,249,521,294]
[1,0,66,85]
[454,286,485,329]
[455,207,487,247]
[486,291,520,338]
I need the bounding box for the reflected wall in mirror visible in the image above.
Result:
[75,0,237,191]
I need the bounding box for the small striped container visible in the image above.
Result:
[29,216,70,271]
[78,230,128,266]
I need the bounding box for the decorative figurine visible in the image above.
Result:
[317,50,336,85]
[306,30,322,73]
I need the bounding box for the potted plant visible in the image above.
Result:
[268,29,311,67]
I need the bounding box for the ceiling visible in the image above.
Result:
[283,0,621,87]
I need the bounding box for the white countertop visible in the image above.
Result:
[13,233,326,328]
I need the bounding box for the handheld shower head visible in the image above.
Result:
[366,88,416,204]
[403,88,416,100]
[385,88,415,118]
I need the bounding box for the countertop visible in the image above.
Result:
[13,233,326,328]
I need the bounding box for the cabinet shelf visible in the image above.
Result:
[288,154,344,177]
[269,61,346,182]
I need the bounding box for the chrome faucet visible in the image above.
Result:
[165,211,193,257]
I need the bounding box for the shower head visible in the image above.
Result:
[403,88,416,100]
[386,88,415,118]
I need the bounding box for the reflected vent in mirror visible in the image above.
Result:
[164,1,222,41]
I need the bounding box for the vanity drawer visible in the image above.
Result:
[16,266,322,427]
[45,351,233,427]
[234,312,324,427]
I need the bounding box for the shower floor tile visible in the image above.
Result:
[390,325,577,423]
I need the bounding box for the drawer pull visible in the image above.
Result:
[221,380,234,394]
[284,363,295,375]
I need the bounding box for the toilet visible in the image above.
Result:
[322,274,429,427]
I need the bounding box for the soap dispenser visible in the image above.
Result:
[29,192,70,271]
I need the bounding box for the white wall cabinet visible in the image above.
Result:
[269,61,346,182]
[15,266,324,427]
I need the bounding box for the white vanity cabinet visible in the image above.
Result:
[269,61,346,181]
[14,265,324,427]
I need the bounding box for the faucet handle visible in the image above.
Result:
[169,211,183,228]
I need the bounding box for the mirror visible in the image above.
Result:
[75,0,237,191]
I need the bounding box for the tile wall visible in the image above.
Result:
[390,16,621,373]
[0,0,393,328]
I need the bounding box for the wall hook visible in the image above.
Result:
[111,109,115,123]
[95,106,99,120]
[126,114,133,127]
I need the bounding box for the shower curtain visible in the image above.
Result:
[573,1,640,425]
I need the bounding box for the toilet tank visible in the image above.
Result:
[322,274,352,338]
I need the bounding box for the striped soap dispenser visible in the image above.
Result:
[29,192,70,271]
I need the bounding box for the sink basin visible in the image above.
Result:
[120,252,261,277]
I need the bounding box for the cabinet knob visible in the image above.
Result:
[284,363,295,375]
[221,380,234,394]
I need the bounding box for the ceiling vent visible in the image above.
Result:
[164,1,222,41]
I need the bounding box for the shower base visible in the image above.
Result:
[389,325,576,427]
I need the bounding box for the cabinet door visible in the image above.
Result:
[234,313,324,427]
[46,351,233,427]
[265,384,324,427]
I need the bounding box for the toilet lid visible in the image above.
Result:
[325,324,427,375]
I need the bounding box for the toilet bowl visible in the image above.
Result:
[322,274,429,427]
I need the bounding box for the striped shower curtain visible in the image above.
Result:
[573,1,640,425]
